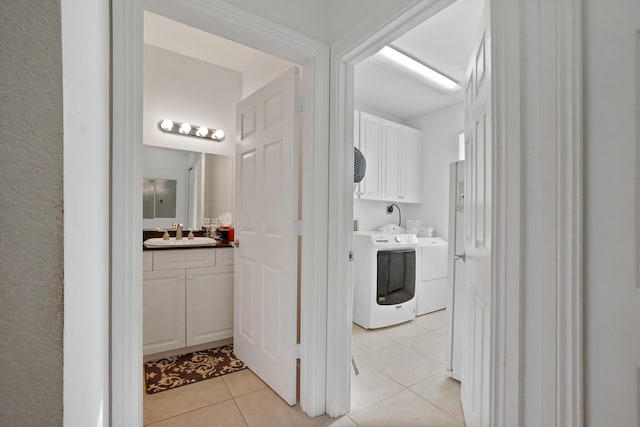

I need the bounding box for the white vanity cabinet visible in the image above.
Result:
[143,269,186,355]
[143,247,234,356]
[354,110,422,203]
[185,265,233,346]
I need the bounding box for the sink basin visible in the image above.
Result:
[144,237,218,248]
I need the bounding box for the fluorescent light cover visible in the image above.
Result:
[379,46,460,92]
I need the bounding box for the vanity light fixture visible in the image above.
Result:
[378,46,461,92]
[158,119,225,141]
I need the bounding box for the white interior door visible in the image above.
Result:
[460,3,492,426]
[234,68,299,405]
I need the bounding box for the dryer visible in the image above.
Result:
[353,232,418,329]
[415,237,448,316]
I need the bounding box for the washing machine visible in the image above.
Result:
[352,231,418,329]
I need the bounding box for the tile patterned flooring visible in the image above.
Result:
[144,309,464,426]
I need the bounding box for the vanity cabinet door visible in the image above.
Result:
[186,266,234,346]
[143,269,186,355]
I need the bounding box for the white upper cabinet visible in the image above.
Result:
[354,110,422,204]
[380,120,403,201]
[400,126,422,203]
[357,112,383,199]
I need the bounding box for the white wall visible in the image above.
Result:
[225,0,330,43]
[224,0,422,45]
[242,52,297,98]
[143,146,199,230]
[328,0,418,45]
[584,0,640,425]
[404,103,463,240]
[353,199,411,232]
[144,44,241,156]
[1,1,64,425]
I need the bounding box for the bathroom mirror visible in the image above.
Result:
[142,145,233,230]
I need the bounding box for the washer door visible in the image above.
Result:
[376,249,415,305]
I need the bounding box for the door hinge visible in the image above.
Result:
[348,251,354,261]
[296,96,304,113]
[295,220,303,236]
[296,343,302,359]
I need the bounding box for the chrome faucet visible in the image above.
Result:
[172,222,184,240]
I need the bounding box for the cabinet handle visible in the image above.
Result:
[398,195,405,199]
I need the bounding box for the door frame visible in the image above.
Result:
[111,0,329,423]
[326,0,584,425]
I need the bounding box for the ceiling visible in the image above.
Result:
[355,0,484,120]
[144,12,261,73]
[145,0,483,120]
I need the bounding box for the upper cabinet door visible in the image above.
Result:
[358,112,382,200]
[380,120,403,202]
[401,126,422,203]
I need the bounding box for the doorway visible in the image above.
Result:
[112,0,330,423]
[140,12,304,423]
[346,1,481,424]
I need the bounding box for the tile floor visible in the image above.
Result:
[143,309,464,426]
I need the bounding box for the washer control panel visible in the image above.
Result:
[394,234,418,244]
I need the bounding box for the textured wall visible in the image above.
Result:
[0,1,64,425]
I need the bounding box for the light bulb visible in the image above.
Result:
[179,123,192,134]
[196,126,209,137]
[212,129,225,140]
[160,119,174,131]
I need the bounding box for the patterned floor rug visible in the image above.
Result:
[144,344,246,394]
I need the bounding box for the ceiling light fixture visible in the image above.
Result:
[378,46,461,92]
[158,119,225,141]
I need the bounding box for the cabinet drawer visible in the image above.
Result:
[153,248,216,270]
[143,252,153,272]
[215,248,235,266]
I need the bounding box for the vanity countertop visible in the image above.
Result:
[142,230,232,251]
